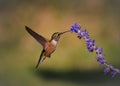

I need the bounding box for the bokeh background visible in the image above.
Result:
[0,0,120,86]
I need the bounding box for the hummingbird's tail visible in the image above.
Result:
[35,56,46,69]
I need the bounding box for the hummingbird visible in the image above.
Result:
[25,26,70,69]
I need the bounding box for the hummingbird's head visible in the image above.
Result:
[51,30,70,41]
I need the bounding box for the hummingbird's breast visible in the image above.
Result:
[44,41,57,57]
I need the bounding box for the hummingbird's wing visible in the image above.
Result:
[35,49,46,69]
[25,26,47,49]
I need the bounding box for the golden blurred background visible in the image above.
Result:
[0,0,120,86]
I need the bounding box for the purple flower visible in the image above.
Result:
[69,23,120,77]
[99,59,106,66]
[82,29,89,37]
[96,53,106,66]
[86,39,95,52]
[93,45,98,50]
[86,39,95,46]
[109,65,116,75]
[104,67,110,74]
[96,48,103,54]
[70,23,81,33]
[87,45,94,52]
[104,65,119,77]
[111,71,117,77]
[78,31,83,39]
[96,54,105,61]
[78,29,89,39]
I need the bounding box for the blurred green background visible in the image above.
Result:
[0,0,120,86]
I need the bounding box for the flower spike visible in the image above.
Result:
[70,23,120,77]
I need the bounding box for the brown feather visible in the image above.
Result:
[25,26,47,49]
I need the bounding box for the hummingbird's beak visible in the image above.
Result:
[59,30,71,35]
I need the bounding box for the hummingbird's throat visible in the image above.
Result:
[51,39,57,46]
